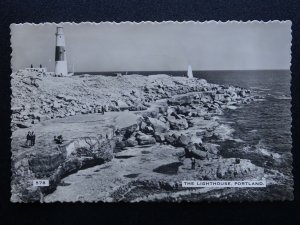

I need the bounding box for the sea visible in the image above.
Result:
[75,70,293,200]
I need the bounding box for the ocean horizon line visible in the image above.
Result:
[73,69,290,74]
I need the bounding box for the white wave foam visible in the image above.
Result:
[274,95,291,100]
[250,87,271,91]
[242,141,281,159]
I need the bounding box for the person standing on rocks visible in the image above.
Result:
[191,157,196,170]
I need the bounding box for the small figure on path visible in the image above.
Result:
[101,105,105,115]
[31,131,36,146]
[191,157,196,170]
[25,131,31,147]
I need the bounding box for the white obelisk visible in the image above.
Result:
[55,27,68,76]
[187,65,193,78]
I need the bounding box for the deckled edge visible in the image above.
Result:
[11,20,292,25]
[289,21,294,201]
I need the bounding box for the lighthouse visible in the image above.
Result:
[187,65,193,79]
[55,27,68,76]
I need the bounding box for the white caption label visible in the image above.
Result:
[182,180,266,188]
[33,179,49,187]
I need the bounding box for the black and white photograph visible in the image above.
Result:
[10,21,293,202]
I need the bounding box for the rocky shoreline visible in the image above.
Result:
[11,70,266,202]
[11,70,256,130]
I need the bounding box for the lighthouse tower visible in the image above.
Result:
[187,65,193,79]
[55,27,68,76]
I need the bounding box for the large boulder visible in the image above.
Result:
[164,134,177,145]
[19,186,41,203]
[190,136,203,145]
[200,95,212,104]
[52,101,61,109]
[16,122,32,128]
[136,134,156,145]
[238,90,247,97]
[57,94,77,102]
[167,107,176,116]
[28,112,43,120]
[167,94,194,106]
[114,137,126,152]
[28,150,66,177]
[129,104,147,111]
[143,125,154,134]
[154,133,165,143]
[12,106,23,113]
[167,116,188,130]
[176,106,192,116]
[118,124,138,139]
[64,136,114,161]
[214,94,225,101]
[180,157,264,180]
[170,112,182,119]
[215,158,263,179]
[184,143,207,160]
[117,99,129,110]
[147,117,169,134]
[176,134,192,147]
[125,137,138,147]
[158,105,168,115]
[202,143,220,155]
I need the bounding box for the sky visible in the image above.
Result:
[11,21,291,72]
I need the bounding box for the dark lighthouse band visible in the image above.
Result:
[55,46,65,61]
